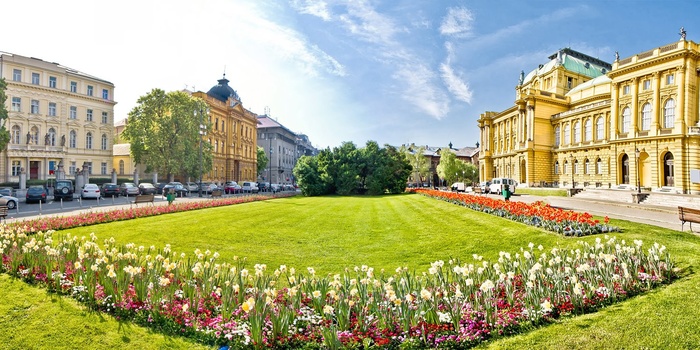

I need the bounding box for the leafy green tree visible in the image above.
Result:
[436,148,473,185]
[121,89,212,181]
[402,145,430,185]
[383,144,412,194]
[292,155,328,196]
[0,78,12,151]
[256,146,268,178]
[330,141,360,195]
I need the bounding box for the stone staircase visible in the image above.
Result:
[571,188,700,210]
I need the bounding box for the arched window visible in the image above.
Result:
[584,158,590,174]
[119,160,125,174]
[30,126,39,144]
[69,130,77,148]
[664,98,675,128]
[101,134,108,150]
[48,128,56,146]
[11,125,21,144]
[621,107,631,133]
[584,119,592,141]
[596,117,604,140]
[564,160,569,174]
[86,132,93,149]
[574,160,579,174]
[596,158,603,175]
[573,121,581,143]
[641,103,651,130]
[554,161,559,175]
[563,124,570,145]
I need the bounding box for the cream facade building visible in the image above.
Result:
[1,52,115,182]
[478,36,700,194]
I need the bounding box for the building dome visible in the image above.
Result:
[207,75,240,103]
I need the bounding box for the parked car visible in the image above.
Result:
[138,183,157,195]
[119,182,140,196]
[101,183,120,197]
[451,182,466,192]
[26,185,48,204]
[155,182,167,194]
[81,183,101,199]
[242,181,259,193]
[0,194,19,209]
[258,182,269,192]
[479,181,491,193]
[54,179,74,201]
[489,178,517,195]
[224,181,241,194]
[0,187,13,196]
[270,183,280,193]
[163,182,189,197]
[186,182,199,192]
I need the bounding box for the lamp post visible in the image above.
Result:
[569,154,575,188]
[198,109,207,197]
[635,148,641,194]
[269,136,273,188]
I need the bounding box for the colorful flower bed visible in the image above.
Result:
[1,223,674,349]
[6,193,296,232]
[410,189,619,236]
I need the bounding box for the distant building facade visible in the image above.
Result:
[256,115,317,185]
[1,52,115,182]
[405,143,480,186]
[478,36,700,194]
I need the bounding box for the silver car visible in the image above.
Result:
[119,182,140,196]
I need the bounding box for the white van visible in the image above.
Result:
[242,181,259,193]
[489,178,517,194]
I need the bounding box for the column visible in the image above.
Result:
[651,72,660,133]
[630,77,639,136]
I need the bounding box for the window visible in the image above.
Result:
[563,124,570,145]
[573,160,579,174]
[31,100,40,114]
[215,118,219,130]
[48,128,56,146]
[32,73,40,85]
[666,74,674,85]
[30,126,39,144]
[85,162,92,175]
[102,89,109,99]
[664,99,675,128]
[621,107,631,133]
[596,158,602,174]
[11,125,21,144]
[585,159,590,174]
[70,81,77,93]
[13,69,22,82]
[623,85,630,95]
[119,160,125,174]
[86,132,93,149]
[102,111,108,124]
[11,161,21,176]
[643,79,651,90]
[554,126,560,146]
[48,102,57,116]
[564,161,569,175]
[554,161,560,175]
[11,97,21,112]
[101,162,107,175]
[49,76,57,88]
[69,130,77,148]
[584,119,592,141]
[641,103,651,130]
[70,106,77,119]
[70,161,76,175]
[87,85,93,96]
[567,76,573,89]
[86,109,93,121]
[596,117,604,140]
[573,121,581,143]
[101,133,108,150]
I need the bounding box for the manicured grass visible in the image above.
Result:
[3,193,700,349]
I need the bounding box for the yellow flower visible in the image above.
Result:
[242,297,255,313]
[312,290,322,298]
[323,305,334,315]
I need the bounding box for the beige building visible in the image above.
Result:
[1,52,115,182]
[478,35,700,194]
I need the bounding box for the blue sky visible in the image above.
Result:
[3,0,698,149]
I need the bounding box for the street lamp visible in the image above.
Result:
[269,136,273,188]
[198,109,207,197]
[569,154,575,188]
[635,148,641,194]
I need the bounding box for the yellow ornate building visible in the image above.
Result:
[193,76,258,184]
[1,52,115,182]
[478,36,700,194]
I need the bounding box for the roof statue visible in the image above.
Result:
[615,51,619,61]
[680,26,686,40]
[519,70,524,85]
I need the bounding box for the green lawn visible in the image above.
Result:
[2,194,700,349]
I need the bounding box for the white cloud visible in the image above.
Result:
[439,7,474,38]
[440,63,472,104]
[290,0,333,21]
[393,64,450,120]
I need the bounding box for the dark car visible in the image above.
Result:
[155,182,167,194]
[138,183,157,195]
[26,185,48,204]
[100,183,120,197]
[163,182,188,197]
[224,181,241,194]
[54,179,74,201]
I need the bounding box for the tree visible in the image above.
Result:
[293,155,328,196]
[436,148,472,185]
[0,78,12,151]
[402,145,430,185]
[121,89,212,181]
[256,146,268,178]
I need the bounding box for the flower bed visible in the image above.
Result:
[410,189,619,236]
[1,224,674,349]
[6,193,297,232]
